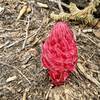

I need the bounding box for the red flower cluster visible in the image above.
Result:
[41,22,78,86]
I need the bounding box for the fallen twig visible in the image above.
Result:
[22,15,30,49]
[0,41,10,49]
[6,20,45,48]
[57,0,64,12]
[0,61,31,84]
[77,63,100,88]
[82,51,95,65]
[81,33,99,48]
[49,0,69,8]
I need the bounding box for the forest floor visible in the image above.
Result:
[0,0,100,100]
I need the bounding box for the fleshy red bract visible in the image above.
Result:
[41,22,78,86]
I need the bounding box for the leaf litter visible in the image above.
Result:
[0,0,100,100]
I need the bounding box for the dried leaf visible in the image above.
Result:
[16,4,28,21]
[26,6,32,13]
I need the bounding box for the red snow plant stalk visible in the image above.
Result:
[41,21,78,86]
